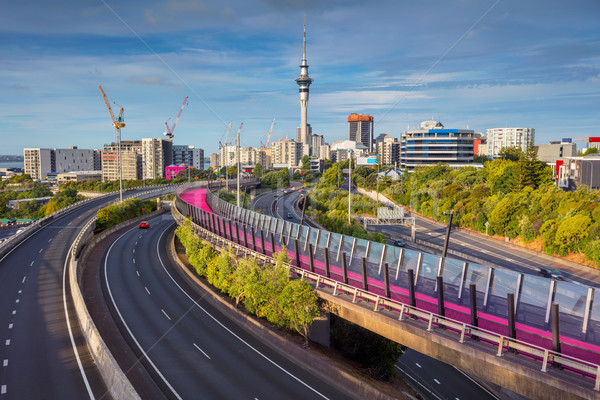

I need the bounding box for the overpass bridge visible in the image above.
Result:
[174,184,600,400]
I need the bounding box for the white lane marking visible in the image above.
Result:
[3,359,7,366]
[415,363,422,368]
[48,238,52,243]
[8,324,12,329]
[193,343,211,359]
[154,227,331,400]
[15,299,19,304]
[133,258,136,264]
[1,385,5,394]
[30,261,34,266]
[453,367,499,399]
[136,270,140,277]
[39,248,43,253]
[11,310,16,315]
[161,309,171,321]
[18,290,21,294]
[62,234,95,399]
[135,241,138,245]
[5,340,10,346]
[434,378,441,384]
[133,249,135,254]
[22,276,26,284]
[145,287,151,295]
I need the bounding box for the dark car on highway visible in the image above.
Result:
[538,267,565,280]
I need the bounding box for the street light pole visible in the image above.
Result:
[376,153,381,203]
[348,149,353,225]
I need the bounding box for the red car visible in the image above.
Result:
[139,221,150,229]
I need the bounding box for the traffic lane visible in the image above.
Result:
[0,199,112,399]
[376,222,599,287]
[396,350,497,400]
[106,218,355,400]
[408,213,600,282]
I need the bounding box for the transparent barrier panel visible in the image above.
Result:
[329,233,343,265]
[401,248,421,274]
[519,275,550,309]
[342,236,355,267]
[465,263,490,293]
[555,281,588,337]
[490,269,520,300]
[306,228,318,252]
[441,257,465,303]
[317,230,330,252]
[354,238,369,263]
[367,242,385,272]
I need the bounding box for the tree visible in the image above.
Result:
[253,163,263,178]
[498,146,523,161]
[554,214,592,255]
[301,155,310,170]
[279,279,319,346]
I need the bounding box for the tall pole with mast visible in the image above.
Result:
[236,123,243,207]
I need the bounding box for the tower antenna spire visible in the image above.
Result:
[296,16,313,148]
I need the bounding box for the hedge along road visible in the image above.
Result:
[102,214,358,400]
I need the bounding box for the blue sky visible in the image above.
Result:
[1,0,599,156]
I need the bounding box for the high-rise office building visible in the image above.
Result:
[486,127,535,157]
[348,113,374,152]
[295,23,313,146]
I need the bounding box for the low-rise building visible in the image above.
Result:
[56,171,102,184]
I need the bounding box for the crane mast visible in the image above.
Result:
[164,96,189,139]
[98,85,125,202]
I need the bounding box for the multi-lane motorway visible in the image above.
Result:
[0,196,117,399]
[101,214,357,400]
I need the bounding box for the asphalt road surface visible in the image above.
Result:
[102,214,358,400]
[0,196,119,399]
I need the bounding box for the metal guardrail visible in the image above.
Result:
[173,191,600,393]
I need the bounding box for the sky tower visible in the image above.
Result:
[295,21,313,146]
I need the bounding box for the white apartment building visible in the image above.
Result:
[141,138,172,180]
[486,127,535,157]
[271,139,303,168]
[102,141,142,181]
[374,133,400,166]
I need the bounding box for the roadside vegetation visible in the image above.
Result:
[0,174,82,220]
[366,144,600,267]
[175,218,319,344]
[95,198,157,232]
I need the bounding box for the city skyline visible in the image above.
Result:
[1,0,599,155]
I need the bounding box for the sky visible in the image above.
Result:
[1,0,599,156]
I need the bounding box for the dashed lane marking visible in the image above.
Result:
[29,261,34,267]
[8,324,12,329]
[145,287,151,295]
[39,248,43,253]
[193,343,211,359]
[161,309,171,321]
[5,340,10,346]
[415,363,422,368]
[136,270,140,277]
[434,379,441,384]
[2,359,6,367]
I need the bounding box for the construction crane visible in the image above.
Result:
[164,96,189,139]
[99,85,125,142]
[219,121,232,150]
[98,85,125,202]
[261,118,275,148]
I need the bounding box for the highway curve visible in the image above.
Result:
[0,196,120,399]
[100,214,357,400]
